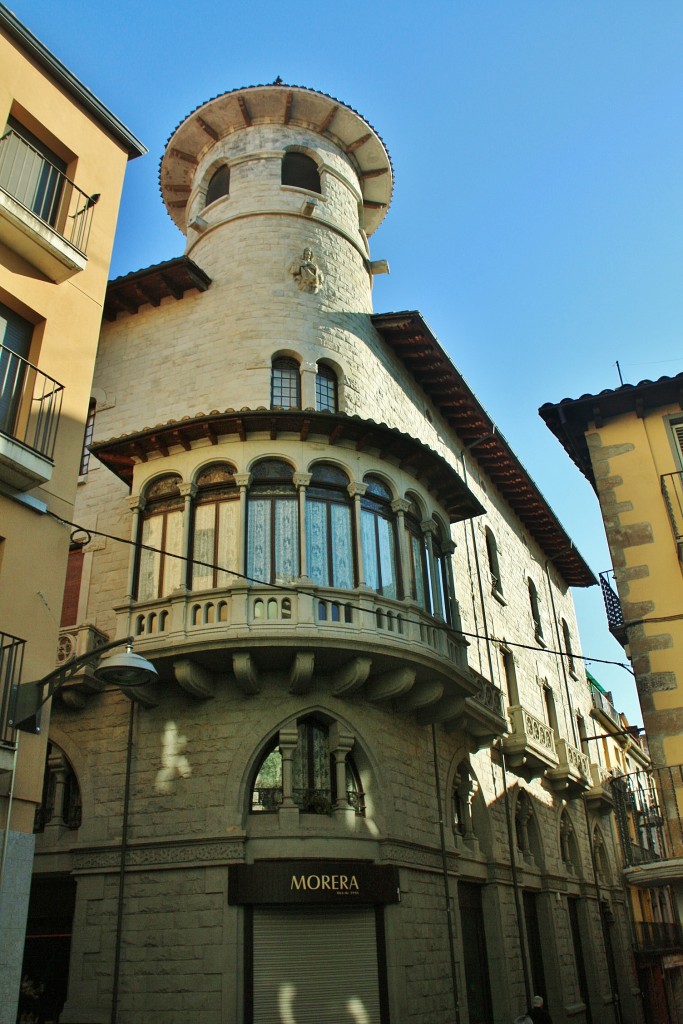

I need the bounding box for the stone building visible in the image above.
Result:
[30,83,644,1024]
[541,375,683,1023]
[0,6,144,1022]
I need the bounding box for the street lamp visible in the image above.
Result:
[9,636,158,733]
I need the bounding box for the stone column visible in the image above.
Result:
[126,495,145,600]
[422,519,443,619]
[348,482,367,586]
[178,482,197,589]
[234,473,251,578]
[300,360,317,408]
[392,498,411,601]
[293,472,312,578]
[329,722,357,823]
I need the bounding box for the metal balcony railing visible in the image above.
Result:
[0,129,98,254]
[0,631,25,748]
[0,344,64,460]
[633,920,683,953]
[599,570,627,644]
[661,471,683,558]
[611,765,683,867]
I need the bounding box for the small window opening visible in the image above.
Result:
[281,152,321,193]
[205,165,230,206]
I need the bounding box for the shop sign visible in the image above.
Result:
[228,860,400,905]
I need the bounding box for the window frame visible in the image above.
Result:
[271,357,301,410]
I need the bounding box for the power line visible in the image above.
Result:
[48,510,635,677]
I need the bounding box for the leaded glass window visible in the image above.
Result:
[247,459,299,584]
[361,475,399,599]
[271,357,301,409]
[305,463,354,589]
[315,363,338,412]
[191,463,239,589]
[136,475,184,600]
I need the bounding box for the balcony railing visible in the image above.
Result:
[0,344,64,461]
[633,920,683,954]
[590,681,622,728]
[0,631,25,760]
[661,471,683,561]
[611,765,683,867]
[0,129,98,254]
[599,570,627,645]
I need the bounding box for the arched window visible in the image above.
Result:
[453,760,477,840]
[528,578,544,644]
[247,459,299,584]
[34,741,81,833]
[361,476,399,599]
[271,357,301,409]
[485,527,503,598]
[251,716,363,815]
[136,475,184,600]
[559,810,578,872]
[315,363,338,412]
[405,500,430,611]
[205,164,230,206]
[191,463,239,590]
[432,516,454,624]
[281,151,321,193]
[562,618,576,676]
[305,463,354,589]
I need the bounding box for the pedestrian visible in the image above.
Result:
[528,994,552,1024]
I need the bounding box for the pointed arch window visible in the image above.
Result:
[281,151,321,193]
[247,459,299,584]
[271,357,301,409]
[136,475,184,600]
[205,165,230,206]
[361,475,399,599]
[528,578,544,644]
[315,362,338,412]
[251,717,364,815]
[562,618,577,677]
[191,463,239,590]
[485,527,503,598]
[34,741,81,832]
[305,463,354,589]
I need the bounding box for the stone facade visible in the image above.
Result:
[29,85,643,1024]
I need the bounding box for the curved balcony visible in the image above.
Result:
[111,582,507,739]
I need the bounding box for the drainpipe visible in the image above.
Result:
[110,699,136,1024]
[544,557,579,748]
[431,724,461,1024]
[499,743,533,1008]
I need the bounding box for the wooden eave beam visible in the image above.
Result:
[169,148,197,165]
[328,424,345,445]
[359,167,389,180]
[160,274,184,300]
[283,92,293,125]
[300,419,310,441]
[237,96,252,127]
[171,430,191,452]
[346,133,371,153]
[196,116,219,141]
[318,105,339,133]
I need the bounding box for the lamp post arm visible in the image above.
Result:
[9,635,134,732]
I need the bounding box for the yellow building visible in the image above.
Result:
[541,373,683,1022]
[0,6,144,1020]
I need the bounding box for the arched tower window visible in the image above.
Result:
[281,151,321,193]
[136,475,184,600]
[305,463,354,589]
[271,357,301,409]
[247,459,299,584]
[34,741,81,833]
[191,463,239,590]
[205,165,230,206]
[361,475,399,599]
[315,363,338,412]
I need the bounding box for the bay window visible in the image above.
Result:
[247,459,299,584]
[191,462,239,589]
[305,463,354,589]
[361,475,399,599]
[136,474,184,600]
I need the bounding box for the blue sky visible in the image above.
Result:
[11,0,683,724]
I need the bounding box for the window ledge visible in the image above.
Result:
[0,188,87,282]
[0,433,53,490]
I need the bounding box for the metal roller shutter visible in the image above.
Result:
[253,906,381,1024]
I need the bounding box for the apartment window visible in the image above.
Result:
[305,463,354,589]
[315,363,338,412]
[205,165,230,206]
[485,527,503,598]
[247,459,299,584]
[271,357,301,409]
[0,302,32,439]
[1,116,67,228]
[528,578,544,644]
[543,683,559,734]
[251,716,364,815]
[501,647,520,706]
[562,618,577,677]
[79,399,96,475]
[281,151,321,193]
[136,475,184,600]
[191,463,239,590]
[361,475,399,599]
